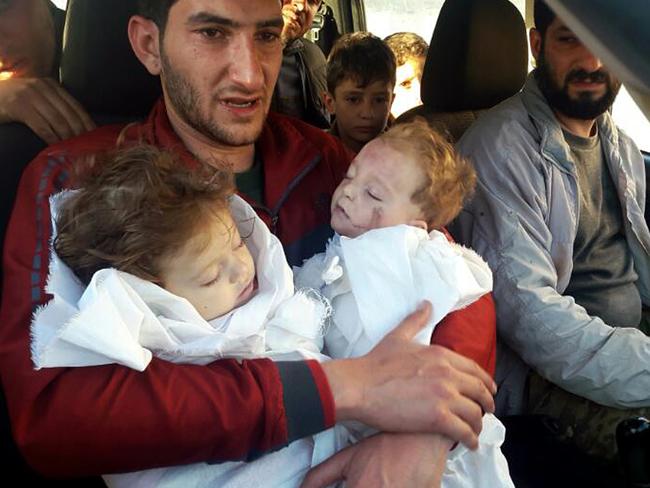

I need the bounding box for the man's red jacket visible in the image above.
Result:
[0,101,496,476]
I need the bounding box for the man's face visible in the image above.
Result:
[282,0,321,40]
[391,58,424,119]
[325,77,394,152]
[330,138,425,238]
[158,0,284,147]
[532,18,621,120]
[0,0,56,80]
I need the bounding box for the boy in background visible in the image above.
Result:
[384,32,429,119]
[323,32,395,153]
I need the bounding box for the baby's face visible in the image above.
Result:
[330,138,426,238]
[159,210,256,321]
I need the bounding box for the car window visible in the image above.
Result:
[52,0,67,8]
[364,0,526,43]
[612,86,650,153]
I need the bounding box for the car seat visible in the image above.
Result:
[396,0,528,142]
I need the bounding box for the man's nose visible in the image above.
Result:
[228,36,265,91]
[575,43,603,73]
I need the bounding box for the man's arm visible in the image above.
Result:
[457,124,650,409]
[432,283,497,376]
[0,78,95,144]
[301,432,454,488]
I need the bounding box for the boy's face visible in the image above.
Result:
[159,210,256,321]
[391,58,424,118]
[331,138,426,238]
[324,77,394,153]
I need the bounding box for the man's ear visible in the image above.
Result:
[128,15,162,76]
[529,28,542,64]
[408,219,428,232]
[323,91,336,115]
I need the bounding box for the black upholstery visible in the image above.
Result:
[396,0,528,141]
[61,0,161,123]
[314,4,341,58]
[0,125,47,279]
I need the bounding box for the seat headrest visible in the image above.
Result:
[60,0,162,121]
[421,0,528,111]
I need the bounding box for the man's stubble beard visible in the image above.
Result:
[160,49,264,147]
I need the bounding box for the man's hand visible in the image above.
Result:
[322,302,496,450]
[0,77,95,144]
[301,432,454,488]
[281,1,306,45]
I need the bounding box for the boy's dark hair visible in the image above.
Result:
[326,32,396,95]
[137,0,179,33]
[55,144,234,285]
[534,0,556,37]
[383,32,429,69]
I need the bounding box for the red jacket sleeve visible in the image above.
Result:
[0,144,333,477]
[429,229,497,377]
[430,294,497,377]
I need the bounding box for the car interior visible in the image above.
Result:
[0,0,648,486]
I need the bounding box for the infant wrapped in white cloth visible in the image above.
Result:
[296,226,514,488]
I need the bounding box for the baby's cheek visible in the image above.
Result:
[366,206,384,230]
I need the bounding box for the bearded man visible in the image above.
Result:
[454,0,650,463]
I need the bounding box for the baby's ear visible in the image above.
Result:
[409,219,428,231]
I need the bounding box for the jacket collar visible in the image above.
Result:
[132,100,322,211]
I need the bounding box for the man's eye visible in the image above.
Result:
[257,31,281,43]
[199,28,224,39]
[346,97,360,104]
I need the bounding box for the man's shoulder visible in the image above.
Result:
[23,123,131,183]
[39,124,127,160]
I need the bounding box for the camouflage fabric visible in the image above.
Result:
[527,308,650,462]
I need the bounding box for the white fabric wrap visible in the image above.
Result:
[31,193,328,370]
[296,226,514,488]
[296,225,493,358]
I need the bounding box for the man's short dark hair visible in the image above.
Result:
[137,0,179,33]
[383,32,429,68]
[534,0,556,37]
[326,32,396,95]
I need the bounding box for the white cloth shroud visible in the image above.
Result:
[31,192,344,488]
[296,225,514,488]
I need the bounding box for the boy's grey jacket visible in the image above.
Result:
[455,74,650,415]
